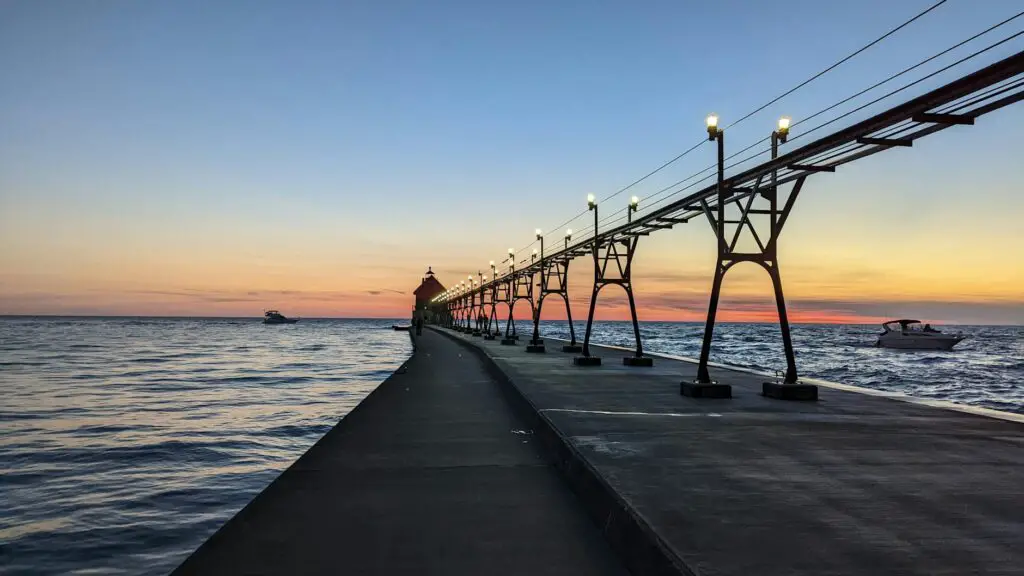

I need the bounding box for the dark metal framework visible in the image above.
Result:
[506,270,534,339]
[531,256,579,348]
[435,51,1024,380]
[580,236,644,360]
[489,277,510,336]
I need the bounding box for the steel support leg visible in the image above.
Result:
[769,264,797,383]
[696,265,725,383]
[531,295,544,344]
[622,286,652,366]
[561,294,582,353]
[502,301,518,344]
[527,295,546,352]
[574,286,602,366]
[682,264,731,397]
[565,295,578,345]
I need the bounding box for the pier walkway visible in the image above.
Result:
[173,329,627,575]
[437,327,1024,576]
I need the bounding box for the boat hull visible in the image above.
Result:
[876,334,963,350]
[263,319,299,325]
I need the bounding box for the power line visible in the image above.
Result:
[590,14,1024,237]
[528,0,952,250]
[724,0,950,129]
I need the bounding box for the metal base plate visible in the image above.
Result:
[561,345,583,353]
[483,335,496,340]
[526,345,546,353]
[762,381,818,401]
[680,381,732,398]
[623,356,653,367]
[573,356,602,367]
[500,338,517,345]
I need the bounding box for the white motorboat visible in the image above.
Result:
[875,319,965,350]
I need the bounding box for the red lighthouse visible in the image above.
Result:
[412,267,445,321]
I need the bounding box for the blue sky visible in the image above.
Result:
[1,0,1022,322]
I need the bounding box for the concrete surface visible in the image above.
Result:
[173,330,628,575]
[439,326,1024,576]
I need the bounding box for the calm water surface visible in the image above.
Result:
[2,317,1021,574]
[1,318,411,575]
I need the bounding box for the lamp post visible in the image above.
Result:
[628,195,639,223]
[565,228,572,250]
[770,115,798,385]
[583,194,598,357]
[460,280,466,330]
[531,228,545,347]
[707,113,724,254]
[469,275,477,333]
[472,278,481,334]
[696,113,725,383]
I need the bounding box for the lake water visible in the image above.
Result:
[1,317,1020,574]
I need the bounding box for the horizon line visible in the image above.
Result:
[1,314,1018,327]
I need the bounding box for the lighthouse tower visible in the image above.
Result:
[412,267,445,321]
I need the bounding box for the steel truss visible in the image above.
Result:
[437,51,1024,383]
[577,236,649,365]
[530,256,581,352]
[506,270,534,340]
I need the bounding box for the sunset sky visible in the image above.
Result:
[1,0,1022,324]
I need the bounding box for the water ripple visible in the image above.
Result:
[0,317,411,575]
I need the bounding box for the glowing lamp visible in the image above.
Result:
[777,115,791,142]
[706,113,720,140]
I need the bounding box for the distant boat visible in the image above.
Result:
[875,319,965,350]
[263,310,299,325]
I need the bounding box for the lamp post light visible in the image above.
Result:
[531,248,538,263]
[508,248,515,275]
[565,228,572,250]
[628,195,639,223]
[771,115,791,192]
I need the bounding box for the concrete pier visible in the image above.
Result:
[177,326,1024,576]
[173,329,627,575]
[437,326,1024,576]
